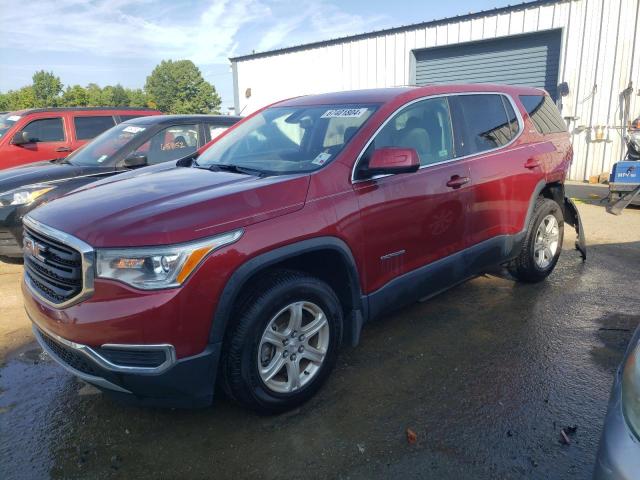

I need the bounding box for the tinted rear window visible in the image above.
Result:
[74,116,116,140]
[449,94,516,157]
[519,95,566,134]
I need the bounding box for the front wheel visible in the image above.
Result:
[509,197,564,283]
[221,270,343,413]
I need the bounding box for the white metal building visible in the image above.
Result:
[230,0,640,181]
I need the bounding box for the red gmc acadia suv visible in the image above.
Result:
[21,85,585,412]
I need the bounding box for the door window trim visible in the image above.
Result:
[351,92,524,184]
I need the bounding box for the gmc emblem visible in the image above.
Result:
[24,236,47,262]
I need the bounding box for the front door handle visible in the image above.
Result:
[524,158,540,169]
[446,175,470,189]
[55,147,73,153]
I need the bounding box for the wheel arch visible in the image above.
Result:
[209,236,365,347]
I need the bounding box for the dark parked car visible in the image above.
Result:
[22,85,585,412]
[0,114,241,261]
[594,325,640,479]
[0,107,161,169]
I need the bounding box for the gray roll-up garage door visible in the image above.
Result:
[414,29,562,99]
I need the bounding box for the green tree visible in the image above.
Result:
[0,93,9,111]
[145,59,221,114]
[126,88,150,108]
[111,84,130,106]
[2,86,37,110]
[85,83,103,106]
[62,85,88,106]
[32,70,63,107]
[99,85,115,106]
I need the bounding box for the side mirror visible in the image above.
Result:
[123,153,148,168]
[367,147,420,176]
[11,131,30,145]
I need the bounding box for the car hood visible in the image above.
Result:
[0,160,111,193]
[29,167,311,247]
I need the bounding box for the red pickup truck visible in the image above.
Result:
[0,107,160,170]
[22,84,585,412]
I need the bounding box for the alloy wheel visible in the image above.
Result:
[257,301,330,394]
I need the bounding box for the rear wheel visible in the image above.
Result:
[509,197,564,283]
[222,270,342,413]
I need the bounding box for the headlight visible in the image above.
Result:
[96,229,243,290]
[622,340,640,440]
[0,184,55,207]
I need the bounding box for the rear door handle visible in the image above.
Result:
[446,175,470,189]
[524,158,540,169]
[55,147,73,152]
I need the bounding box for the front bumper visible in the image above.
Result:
[32,321,222,408]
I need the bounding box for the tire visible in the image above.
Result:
[509,197,564,283]
[221,270,343,414]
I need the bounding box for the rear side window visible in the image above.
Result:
[22,117,65,142]
[519,95,566,134]
[448,94,516,157]
[74,116,116,140]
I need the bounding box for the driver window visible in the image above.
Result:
[355,97,454,179]
[133,124,199,164]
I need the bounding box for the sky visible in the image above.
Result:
[0,0,517,112]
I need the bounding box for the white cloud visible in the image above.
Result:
[0,0,387,64]
[255,2,387,53]
[0,0,268,64]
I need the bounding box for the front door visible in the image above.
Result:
[4,115,70,168]
[352,96,472,309]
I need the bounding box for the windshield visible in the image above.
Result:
[68,123,149,166]
[0,113,20,139]
[197,104,378,174]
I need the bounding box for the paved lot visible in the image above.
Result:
[1,183,639,479]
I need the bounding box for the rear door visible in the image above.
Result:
[448,93,540,259]
[3,114,70,168]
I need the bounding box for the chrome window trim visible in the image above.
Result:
[31,319,177,376]
[350,91,525,184]
[23,215,95,309]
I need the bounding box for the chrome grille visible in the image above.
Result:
[23,225,83,305]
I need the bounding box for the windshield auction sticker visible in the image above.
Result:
[321,108,368,118]
[312,152,332,165]
[7,115,21,121]
[122,126,146,134]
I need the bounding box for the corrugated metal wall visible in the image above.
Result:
[232,0,640,181]
[413,30,562,99]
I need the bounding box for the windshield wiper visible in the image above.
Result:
[203,163,267,177]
